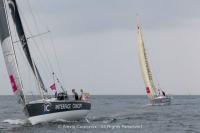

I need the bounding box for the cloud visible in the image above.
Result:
[1,0,200,95]
[18,0,200,36]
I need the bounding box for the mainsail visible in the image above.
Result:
[7,0,47,93]
[136,17,158,100]
[0,0,26,105]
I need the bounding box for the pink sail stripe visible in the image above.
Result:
[146,86,150,93]
[9,75,17,92]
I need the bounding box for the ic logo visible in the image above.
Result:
[43,102,51,112]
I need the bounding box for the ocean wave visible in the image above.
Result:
[89,116,117,124]
[49,118,91,124]
[3,119,28,125]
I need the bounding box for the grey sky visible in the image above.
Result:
[1,0,200,95]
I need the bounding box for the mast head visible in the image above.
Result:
[136,14,141,29]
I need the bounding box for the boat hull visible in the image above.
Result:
[151,96,171,105]
[28,109,90,125]
[26,100,91,125]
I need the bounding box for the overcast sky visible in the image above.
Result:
[1,0,200,95]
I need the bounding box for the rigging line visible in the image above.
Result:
[48,31,67,91]
[16,33,47,98]
[15,2,51,76]
[32,56,45,99]
[25,0,59,94]
[17,7,52,77]
[12,31,50,44]
[13,0,48,99]
[15,16,48,98]
[28,39,50,79]
[15,40,37,98]
[53,72,65,92]
[26,0,66,89]
[25,0,54,73]
[19,9,50,75]
[26,0,66,92]
[28,39,52,96]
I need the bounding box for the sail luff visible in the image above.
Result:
[0,0,26,105]
[136,16,157,100]
[32,59,45,99]
[7,0,48,94]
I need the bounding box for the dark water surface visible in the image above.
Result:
[0,95,200,133]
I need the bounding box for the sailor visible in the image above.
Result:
[162,91,166,96]
[55,91,58,98]
[72,89,79,100]
[80,89,86,101]
[63,91,69,100]
[158,89,161,96]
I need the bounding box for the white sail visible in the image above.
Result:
[8,0,48,95]
[0,0,26,105]
[136,17,157,100]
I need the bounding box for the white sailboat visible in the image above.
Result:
[136,16,171,105]
[0,0,91,125]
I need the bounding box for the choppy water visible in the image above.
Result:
[0,95,200,133]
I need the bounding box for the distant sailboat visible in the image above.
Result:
[136,16,171,105]
[0,0,91,125]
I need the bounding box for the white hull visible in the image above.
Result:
[151,96,171,105]
[28,110,90,125]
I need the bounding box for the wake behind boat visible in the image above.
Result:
[136,16,171,105]
[0,0,91,125]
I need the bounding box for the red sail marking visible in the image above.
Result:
[9,75,17,92]
[146,86,150,93]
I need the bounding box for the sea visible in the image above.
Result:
[0,95,199,133]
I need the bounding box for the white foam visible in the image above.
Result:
[52,118,79,123]
[53,119,67,122]
[143,104,152,107]
[85,118,90,123]
[3,119,27,125]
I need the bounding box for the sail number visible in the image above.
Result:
[55,103,82,110]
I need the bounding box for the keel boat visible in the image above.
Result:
[136,16,171,105]
[0,0,91,125]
